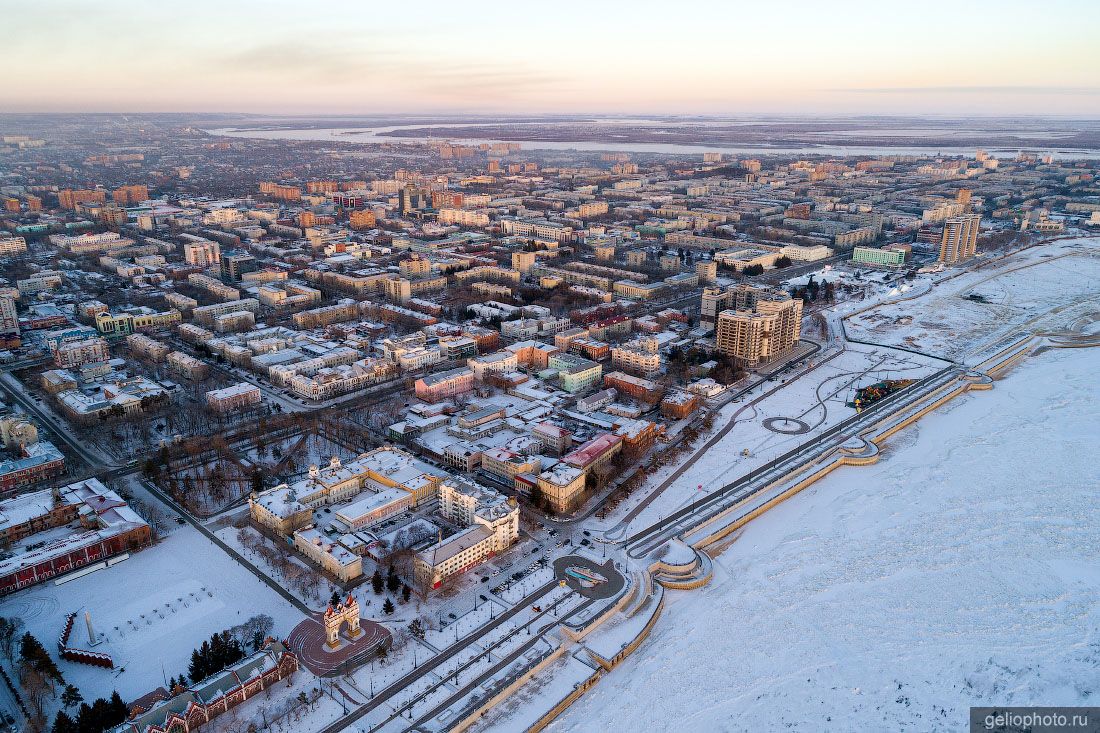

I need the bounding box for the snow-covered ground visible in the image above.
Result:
[595,343,945,534]
[547,346,1100,732]
[846,237,1100,359]
[0,524,305,703]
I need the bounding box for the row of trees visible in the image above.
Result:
[19,632,64,725]
[186,630,247,685]
[51,692,128,733]
[236,527,329,605]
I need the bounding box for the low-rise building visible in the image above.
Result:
[0,478,151,595]
[293,526,363,582]
[167,351,209,380]
[481,448,541,483]
[548,353,602,393]
[604,371,665,404]
[415,367,474,403]
[660,389,701,419]
[205,383,261,413]
[249,484,312,535]
[331,490,412,534]
[126,333,170,362]
[53,337,110,368]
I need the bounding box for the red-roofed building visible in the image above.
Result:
[562,433,622,474]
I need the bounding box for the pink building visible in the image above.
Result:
[414,367,474,404]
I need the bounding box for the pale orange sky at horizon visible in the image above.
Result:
[3,0,1099,116]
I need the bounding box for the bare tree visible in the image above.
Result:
[0,617,23,663]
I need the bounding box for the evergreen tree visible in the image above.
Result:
[20,631,63,684]
[188,645,207,682]
[60,684,82,710]
[209,632,226,671]
[386,572,400,594]
[330,590,342,607]
[107,691,129,727]
[75,701,97,733]
[528,483,547,511]
[401,584,411,603]
[382,598,395,615]
[51,711,76,733]
[371,570,384,595]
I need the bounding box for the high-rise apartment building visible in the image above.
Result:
[221,253,258,282]
[0,296,19,338]
[715,285,803,368]
[112,184,149,205]
[183,239,221,267]
[939,214,981,264]
[58,189,106,209]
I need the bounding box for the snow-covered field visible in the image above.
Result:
[0,525,305,702]
[596,343,946,534]
[548,346,1100,732]
[846,237,1100,359]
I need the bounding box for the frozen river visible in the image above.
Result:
[204,122,1100,159]
[545,345,1100,732]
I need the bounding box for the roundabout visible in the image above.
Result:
[762,417,812,434]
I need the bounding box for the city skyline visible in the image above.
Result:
[4,0,1100,115]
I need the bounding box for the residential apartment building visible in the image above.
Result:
[415,367,474,403]
[205,383,261,413]
[0,237,28,256]
[183,239,221,267]
[548,353,602,393]
[715,285,803,368]
[415,479,519,591]
[611,337,661,376]
[53,337,110,368]
[939,214,982,264]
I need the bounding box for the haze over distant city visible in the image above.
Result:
[4,0,1100,115]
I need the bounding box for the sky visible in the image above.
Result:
[3,0,1100,116]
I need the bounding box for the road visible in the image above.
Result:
[138,476,313,615]
[314,579,565,733]
[603,341,842,540]
[0,371,112,469]
[624,363,961,557]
